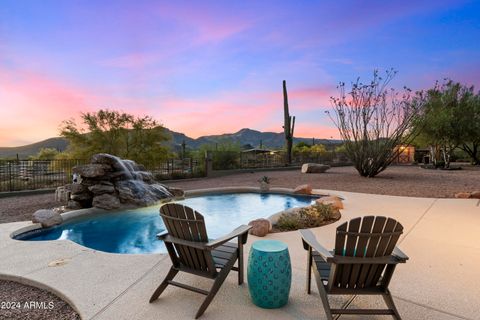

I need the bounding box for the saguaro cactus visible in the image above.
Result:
[283,80,295,165]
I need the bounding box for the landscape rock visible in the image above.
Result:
[88,184,115,195]
[168,187,185,197]
[54,186,71,202]
[455,192,472,199]
[32,209,63,228]
[70,183,88,195]
[66,200,83,210]
[63,153,179,210]
[470,191,480,199]
[70,192,92,202]
[293,184,313,195]
[316,196,344,210]
[248,218,272,237]
[92,194,121,210]
[72,164,108,178]
[301,163,331,174]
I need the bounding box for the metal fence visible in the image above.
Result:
[0,158,204,193]
[144,158,204,180]
[0,159,88,192]
[211,150,350,170]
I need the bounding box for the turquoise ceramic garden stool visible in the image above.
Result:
[247,240,292,308]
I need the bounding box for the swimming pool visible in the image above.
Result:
[15,192,317,254]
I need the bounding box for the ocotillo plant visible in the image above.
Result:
[283,80,295,164]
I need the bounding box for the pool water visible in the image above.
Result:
[15,193,317,254]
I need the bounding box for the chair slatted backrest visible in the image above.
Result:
[330,216,403,291]
[160,203,217,277]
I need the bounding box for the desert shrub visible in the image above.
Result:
[276,203,338,231]
[276,214,302,231]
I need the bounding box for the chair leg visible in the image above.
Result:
[382,289,402,320]
[306,249,312,294]
[195,258,236,319]
[312,267,333,320]
[149,266,178,303]
[237,243,244,285]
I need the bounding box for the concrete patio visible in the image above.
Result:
[0,190,479,320]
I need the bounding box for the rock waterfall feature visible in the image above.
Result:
[68,154,182,210]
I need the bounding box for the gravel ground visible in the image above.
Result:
[167,165,480,198]
[0,280,80,320]
[0,193,59,224]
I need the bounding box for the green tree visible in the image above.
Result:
[29,148,59,160]
[60,109,170,164]
[458,92,480,164]
[197,139,241,170]
[414,81,476,168]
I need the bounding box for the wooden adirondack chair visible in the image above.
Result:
[300,216,408,320]
[149,203,251,319]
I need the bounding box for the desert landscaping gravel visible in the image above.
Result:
[0,280,80,320]
[168,165,480,198]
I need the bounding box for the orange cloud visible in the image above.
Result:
[0,68,99,146]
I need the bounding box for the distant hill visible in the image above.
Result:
[0,129,341,158]
[168,128,341,150]
[0,137,68,159]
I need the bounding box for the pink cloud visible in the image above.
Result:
[155,3,253,44]
[0,68,98,146]
[289,86,336,110]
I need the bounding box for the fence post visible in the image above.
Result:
[189,158,193,177]
[205,151,213,177]
[8,161,13,192]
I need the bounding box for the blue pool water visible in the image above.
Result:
[15,193,316,254]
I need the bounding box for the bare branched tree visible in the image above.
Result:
[327,69,424,177]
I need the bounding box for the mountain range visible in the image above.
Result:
[0,128,341,158]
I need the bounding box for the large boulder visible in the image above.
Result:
[248,218,272,237]
[293,184,313,195]
[316,196,344,210]
[88,183,115,195]
[32,209,63,228]
[73,164,109,178]
[301,163,330,174]
[92,194,121,210]
[70,183,88,195]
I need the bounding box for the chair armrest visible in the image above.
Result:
[392,246,409,262]
[161,234,208,250]
[206,225,252,249]
[332,255,405,265]
[156,230,169,240]
[299,229,334,262]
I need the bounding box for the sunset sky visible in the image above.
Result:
[1,0,479,146]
